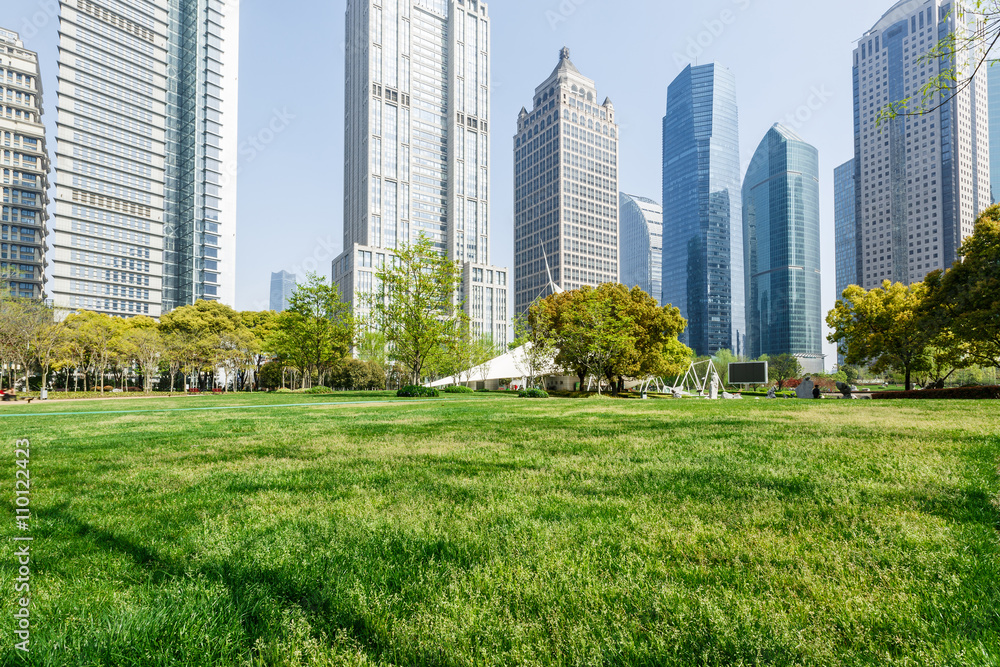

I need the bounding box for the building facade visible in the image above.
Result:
[514,47,619,315]
[50,0,239,318]
[269,270,296,312]
[0,28,49,300]
[834,158,857,367]
[333,0,508,346]
[618,193,661,302]
[852,0,990,290]
[743,124,823,374]
[662,63,744,357]
[988,64,1000,204]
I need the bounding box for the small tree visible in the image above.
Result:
[769,354,802,391]
[370,235,465,385]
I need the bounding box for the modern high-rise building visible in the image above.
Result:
[834,158,857,301]
[662,63,743,357]
[743,124,823,373]
[514,47,619,315]
[0,28,49,300]
[618,193,661,303]
[853,0,990,290]
[834,158,857,367]
[50,0,239,318]
[988,65,1000,204]
[269,270,296,312]
[333,0,508,346]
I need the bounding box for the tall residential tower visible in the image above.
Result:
[852,0,990,289]
[0,28,49,300]
[514,47,619,314]
[333,0,509,346]
[618,193,661,303]
[50,0,239,318]
[743,124,823,373]
[662,63,743,357]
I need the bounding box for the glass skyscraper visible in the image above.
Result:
[618,193,661,303]
[834,158,857,301]
[269,270,296,312]
[514,48,619,314]
[50,0,239,318]
[662,63,743,357]
[0,29,49,300]
[853,0,989,289]
[334,0,508,346]
[743,124,823,373]
[834,158,857,368]
[989,65,1000,204]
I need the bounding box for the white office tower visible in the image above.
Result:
[853,0,990,289]
[333,0,509,347]
[51,0,239,318]
[0,29,50,300]
[514,48,619,315]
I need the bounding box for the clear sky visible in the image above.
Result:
[1,0,905,363]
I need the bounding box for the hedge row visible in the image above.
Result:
[397,386,439,398]
[871,386,1000,400]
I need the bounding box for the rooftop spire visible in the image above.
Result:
[560,46,570,61]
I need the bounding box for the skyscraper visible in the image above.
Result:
[269,270,296,312]
[0,28,49,300]
[334,0,508,346]
[853,0,990,290]
[988,65,1000,204]
[662,63,743,357]
[50,0,239,318]
[743,124,823,373]
[618,193,661,303]
[514,47,619,315]
[834,158,857,368]
[834,158,857,301]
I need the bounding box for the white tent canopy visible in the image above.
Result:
[427,344,560,388]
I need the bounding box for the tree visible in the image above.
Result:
[827,281,930,391]
[769,354,803,391]
[267,274,353,389]
[369,235,465,385]
[121,317,163,394]
[535,284,689,394]
[29,305,67,393]
[713,348,738,388]
[512,306,557,390]
[70,311,123,394]
[923,206,1000,371]
[160,301,241,390]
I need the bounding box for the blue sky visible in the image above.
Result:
[2,0,901,362]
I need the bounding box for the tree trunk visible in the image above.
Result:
[905,367,912,392]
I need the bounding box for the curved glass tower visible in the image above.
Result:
[743,124,823,373]
[661,63,743,357]
[618,193,661,303]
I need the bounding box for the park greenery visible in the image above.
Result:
[0,392,996,664]
[828,205,1000,391]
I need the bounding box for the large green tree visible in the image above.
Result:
[827,281,930,391]
[923,206,1000,370]
[267,274,353,388]
[369,235,465,385]
[768,354,803,391]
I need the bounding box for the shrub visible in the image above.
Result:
[301,386,333,395]
[397,386,439,398]
[518,388,549,399]
[872,386,1000,400]
[103,386,114,392]
[212,388,224,394]
[443,385,474,394]
[785,379,803,389]
[187,388,201,394]
[275,388,293,394]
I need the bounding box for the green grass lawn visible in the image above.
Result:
[1,393,998,666]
